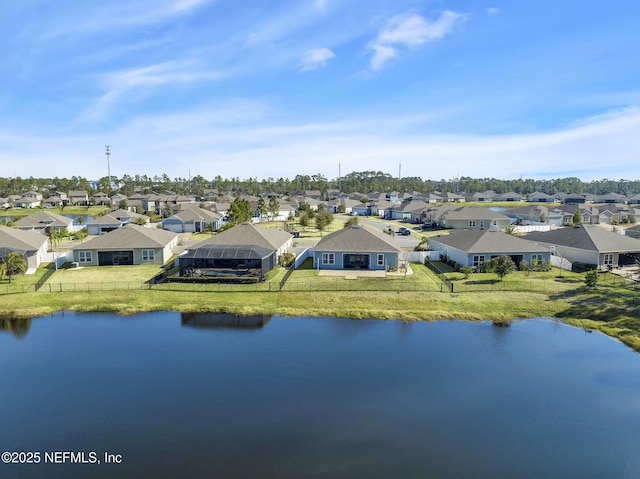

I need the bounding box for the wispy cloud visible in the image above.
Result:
[79,61,224,122]
[487,8,501,16]
[5,105,639,182]
[368,11,465,70]
[300,48,335,71]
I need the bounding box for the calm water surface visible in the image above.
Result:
[1,312,640,479]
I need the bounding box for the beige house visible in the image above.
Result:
[73,224,179,266]
[0,225,49,273]
[439,206,512,230]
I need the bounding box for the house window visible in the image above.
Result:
[531,254,544,265]
[469,220,476,227]
[78,251,92,263]
[603,254,614,265]
[322,253,335,265]
[480,220,484,228]
[472,255,485,267]
[377,254,384,266]
[142,250,155,262]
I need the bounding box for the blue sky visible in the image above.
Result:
[2,0,640,182]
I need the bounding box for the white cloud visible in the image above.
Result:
[5,106,640,182]
[300,48,335,71]
[368,11,465,70]
[487,8,501,15]
[78,62,224,121]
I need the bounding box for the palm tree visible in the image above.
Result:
[1,252,27,283]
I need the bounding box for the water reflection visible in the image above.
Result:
[0,317,31,338]
[181,312,271,330]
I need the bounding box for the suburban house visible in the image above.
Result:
[526,192,556,203]
[162,206,222,233]
[628,194,640,205]
[68,190,89,206]
[312,225,401,270]
[15,211,73,234]
[0,197,10,209]
[561,193,587,204]
[503,205,550,225]
[91,192,112,205]
[18,192,42,208]
[439,206,512,230]
[465,191,496,203]
[493,191,523,202]
[0,225,49,273]
[86,209,148,236]
[188,222,293,258]
[524,224,640,269]
[72,224,179,266]
[43,195,64,208]
[428,229,551,269]
[327,197,361,214]
[596,193,626,204]
[440,192,466,203]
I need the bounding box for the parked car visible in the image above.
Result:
[398,227,411,236]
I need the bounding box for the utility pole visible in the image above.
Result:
[105,145,111,193]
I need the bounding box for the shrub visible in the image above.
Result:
[278,253,295,267]
[585,270,599,288]
[459,266,474,279]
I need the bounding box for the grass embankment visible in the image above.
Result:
[1,261,639,351]
[0,206,108,219]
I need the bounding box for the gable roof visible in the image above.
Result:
[0,225,48,252]
[442,206,511,221]
[194,223,292,251]
[75,224,178,250]
[430,229,549,254]
[524,224,640,253]
[314,225,401,253]
[15,211,73,228]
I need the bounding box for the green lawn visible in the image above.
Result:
[45,264,164,285]
[0,265,52,294]
[0,206,109,219]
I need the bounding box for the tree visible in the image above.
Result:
[257,197,267,222]
[585,270,599,288]
[268,196,280,220]
[572,209,582,225]
[486,255,516,281]
[227,198,252,225]
[344,216,359,228]
[118,199,128,210]
[315,210,333,235]
[459,266,474,279]
[298,211,310,231]
[1,252,27,283]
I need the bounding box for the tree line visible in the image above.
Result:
[1,172,639,198]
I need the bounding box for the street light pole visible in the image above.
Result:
[105,145,111,193]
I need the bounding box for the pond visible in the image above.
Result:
[1,312,640,478]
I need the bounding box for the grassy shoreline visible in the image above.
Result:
[1,287,639,351]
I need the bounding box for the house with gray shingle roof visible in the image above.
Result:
[15,211,73,234]
[192,222,293,257]
[0,225,49,273]
[162,205,222,233]
[312,225,401,270]
[87,209,148,235]
[524,224,640,269]
[439,206,512,230]
[526,192,555,203]
[72,224,179,266]
[428,229,551,269]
